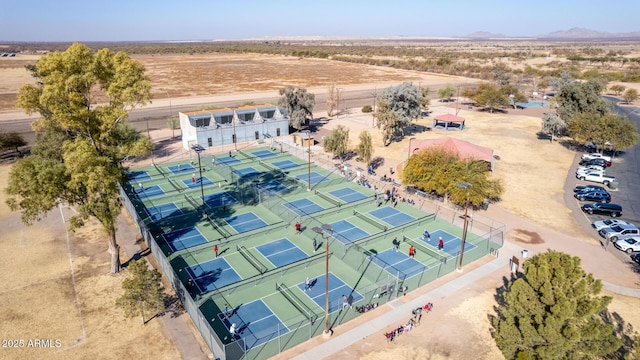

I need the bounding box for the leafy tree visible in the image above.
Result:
[116,260,165,325]
[379,82,423,130]
[278,86,315,130]
[356,131,373,165]
[374,99,401,146]
[541,112,566,142]
[609,84,626,96]
[548,70,575,91]
[568,113,639,153]
[0,131,27,153]
[473,83,509,113]
[492,64,513,86]
[499,84,527,105]
[326,84,338,116]
[622,88,638,104]
[5,42,152,274]
[492,250,622,359]
[420,87,431,113]
[556,79,611,122]
[323,125,349,161]
[167,116,179,138]
[437,84,456,102]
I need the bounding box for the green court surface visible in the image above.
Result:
[120,146,502,360]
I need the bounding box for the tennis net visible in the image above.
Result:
[259,160,279,173]
[184,194,200,210]
[237,245,267,274]
[403,235,446,263]
[276,283,318,324]
[353,209,387,231]
[168,178,182,192]
[315,190,341,207]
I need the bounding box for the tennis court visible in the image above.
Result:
[233,167,261,179]
[295,171,330,185]
[328,187,368,203]
[168,163,195,174]
[256,238,308,267]
[297,273,364,313]
[271,160,301,170]
[369,207,415,226]
[220,299,289,350]
[368,249,428,279]
[282,198,324,216]
[429,229,477,257]
[128,170,151,181]
[136,185,165,199]
[182,176,215,189]
[163,226,208,251]
[256,180,288,195]
[251,149,277,158]
[225,212,269,233]
[187,258,243,294]
[203,192,238,208]
[215,155,241,165]
[146,202,182,221]
[326,219,369,245]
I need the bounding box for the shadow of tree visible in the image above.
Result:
[601,310,637,359]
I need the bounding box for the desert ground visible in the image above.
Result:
[1,51,639,359]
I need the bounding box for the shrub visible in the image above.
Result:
[361,105,372,113]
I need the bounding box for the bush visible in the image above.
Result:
[361,105,372,113]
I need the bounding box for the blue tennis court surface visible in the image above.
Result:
[168,164,195,174]
[256,180,288,195]
[283,198,324,216]
[220,299,288,350]
[256,238,308,267]
[295,171,330,185]
[187,258,242,293]
[203,192,237,208]
[326,220,369,244]
[147,202,182,221]
[163,227,208,251]
[368,249,428,279]
[252,149,277,158]
[233,167,261,179]
[298,272,364,313]
[128,171,151,181]
[329,187,368,203]
[182,176,215,189]
[369,207,415,227]
[225,212,268,233]
[271,160,301,170]
[428,229,477,257]
[215,156,241,165]
[136,185,165,199]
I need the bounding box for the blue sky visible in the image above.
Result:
[1,0,639,41]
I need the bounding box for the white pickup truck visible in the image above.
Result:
[581,153,612,162]
[576,172,615,185]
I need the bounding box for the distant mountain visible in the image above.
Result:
[465,31,506,39]
[540,27,640,39]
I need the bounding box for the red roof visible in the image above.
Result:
[434,114,465,123]
[408,137,493,162]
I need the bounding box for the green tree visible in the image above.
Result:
[473,83,509,113]
[116,260,165,325]
[278,86,315,130]
[492,250,622,359]
[568,113,639,153]
[548,70,575,91]
[609,84,626,96]
[556,79,611,123]
[323,125,349,161]
[420,87,431,113]
[167,116,179,138]
[379,82,423,130]
[622,88,638,104]
[326,84,338,117]
[437,84,456,102]
[541,112,566,142]
[492,64,512,86]
[5,42,152,274]
[374,99,401,146]
[356,131,373,165]
[0,131,27,153]
[499,84,527,105]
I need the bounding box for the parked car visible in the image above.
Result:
[592,219,629,231]
[581,202,623,217]
[576,172,615,185]
[574,191,611,202]
[574,185,607,193]
[576,168,605,177]
[581,153,612,162]
[579,158,611,167]
[576,164,605,173]
[599,224,640,242]
[614,237,640,253]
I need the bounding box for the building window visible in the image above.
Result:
[232,134,236,143]
[255,131,260,140]
[276,128,281,136]
[208,138,212,147]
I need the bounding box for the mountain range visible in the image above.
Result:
[466,27,640,39]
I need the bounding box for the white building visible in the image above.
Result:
[179,104,289,150]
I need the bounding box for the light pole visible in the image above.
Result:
[456,182,472,271]
[406,137,416,168]
[313,224,334,336]
[303,130,312,191]
[191,144,206,213]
